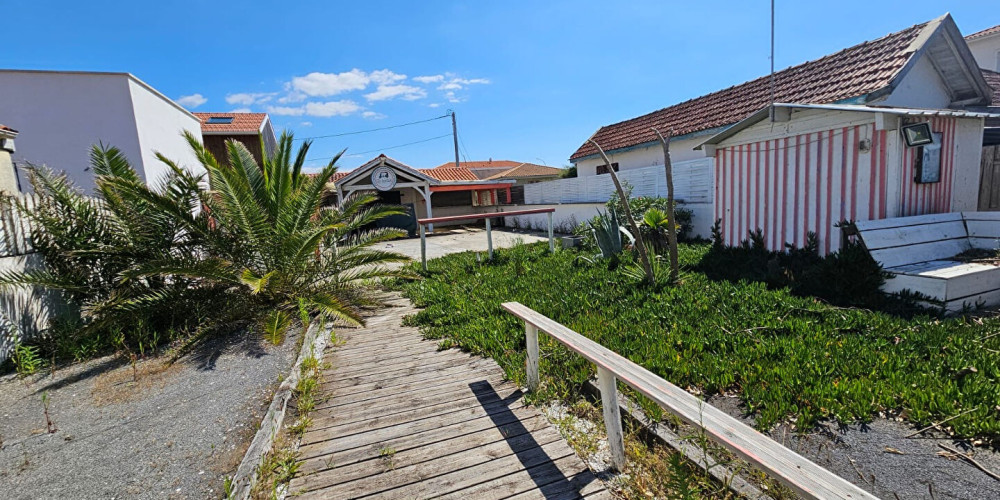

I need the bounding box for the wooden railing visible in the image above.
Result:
[416,208,556,270]
[502,302,877,500]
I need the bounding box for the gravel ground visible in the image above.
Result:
[372,226,551,261]
[707,395,1000,499]
[0,329,299,500]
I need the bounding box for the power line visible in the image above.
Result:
[294,114,450,141]
[306,133,454,162]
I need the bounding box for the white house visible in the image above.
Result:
[966,24,1000,71]
[0,69,204,193]
[561,14,996,242]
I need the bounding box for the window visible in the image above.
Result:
[596,162,619,175]
[207,116,234,124]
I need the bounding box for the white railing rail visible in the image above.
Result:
[502,302,877,500]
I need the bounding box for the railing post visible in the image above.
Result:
[419,224,427,271]
[597,366,626,471]
[525,322,539,392]
[547,211,554,253]
[485,217,494,260]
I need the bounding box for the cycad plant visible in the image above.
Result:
[3,131,409,359]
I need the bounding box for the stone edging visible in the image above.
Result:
[230,321,329,499]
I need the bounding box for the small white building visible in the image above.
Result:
[0,69,205,193]
[562,14,997,242]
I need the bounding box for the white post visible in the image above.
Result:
[547,212,555,253]
[423,187,434,232]
[419,224,427,271]
[597,366,626,471]
[525,322,539,391]
[485,217,494,260]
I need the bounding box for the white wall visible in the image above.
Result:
[127,78,206,185]
[878,55,954,108]
[951,117,987,211]
[0,70,203,194]
[574,135,708,177]
[499,203,603,232]
[0,71,142,193]
[525,159,713,205]
[967,34,1000,72]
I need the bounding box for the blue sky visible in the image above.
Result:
[7,1,998,171]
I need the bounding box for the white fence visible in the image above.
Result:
[0,194,38,257]
[525,158,713,205]
[0,194,52,363]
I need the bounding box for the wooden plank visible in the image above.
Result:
[868,239,970,268]
[320,358,497,397]
[319,356,491,389]
[292,423,566,494]
[305,387,528,439]
[324,349,475,379]
[299,443,578,500]
[310,371,508,415]
[858,220,967,250]
[502,302,877,500]
[437,454,606,500]
[965,220,1000,239]
[316,370,507,409]
[854,212,962,232]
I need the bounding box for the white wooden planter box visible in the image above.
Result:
[855,212,1000,312]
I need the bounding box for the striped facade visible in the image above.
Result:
[713,116,959,254]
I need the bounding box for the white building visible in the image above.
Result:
[558,14,997,239]
[0,69,204,193]
[966,24,1000,71]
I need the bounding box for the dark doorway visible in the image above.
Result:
[372,190,417,237]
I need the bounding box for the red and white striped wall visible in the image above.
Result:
[713,116,959,255]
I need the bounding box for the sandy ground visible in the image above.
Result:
[0,329,298,500]
[706,395,1000,499]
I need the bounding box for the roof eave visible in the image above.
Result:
[570,126,730,163]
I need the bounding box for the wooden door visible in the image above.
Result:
[979,145,1000,211]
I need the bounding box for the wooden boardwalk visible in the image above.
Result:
[288,295,611,499]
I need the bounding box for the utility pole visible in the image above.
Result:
[451,111,460,168]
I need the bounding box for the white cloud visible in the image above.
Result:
[176,93,207,108]
[413,75,445,84]
[266,105,306,116]
[266,100,361,117]
[427,103,441,108]
[369,69,407,84]
[300,121,313,127]
[277,90,307,104]
[225,92,275,105]
[444,91,462,103]
[362,111,386,120]
[437,77,490,91]
[230,107,253,113]
[291,69,371,97]
[304,100,362,117]
[365,84,426,102]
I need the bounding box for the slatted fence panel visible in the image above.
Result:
[524,158,713,205]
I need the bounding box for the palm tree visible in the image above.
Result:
[3,131,410,357]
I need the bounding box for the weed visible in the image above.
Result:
[378,446,397,470]
[12,342,41,378]
[41,391,56,433]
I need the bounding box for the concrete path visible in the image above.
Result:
[288,294,609,499]
[373,226,550,261]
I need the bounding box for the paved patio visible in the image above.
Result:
[373,226,551,261]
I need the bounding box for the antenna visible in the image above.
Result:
[769,0,776,121]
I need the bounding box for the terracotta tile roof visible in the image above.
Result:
[966,24,1000,41]
[434,160,522,170]
[418,167,479,182]
[570,19,930,161]
[193,112,268,134]
[485,163,562,180]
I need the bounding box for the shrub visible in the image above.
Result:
[2,132,409,362]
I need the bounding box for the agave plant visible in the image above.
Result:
[3,131,410,358]
[587,208,634,258]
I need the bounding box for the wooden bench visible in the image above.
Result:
[854,212,1000,312]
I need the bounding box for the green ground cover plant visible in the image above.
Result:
[399,242,1000,445]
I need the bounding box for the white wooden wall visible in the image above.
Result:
[524,158,713,205]
[0,195,37,257]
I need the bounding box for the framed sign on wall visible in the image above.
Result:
[915,132,942,184]
[371,166,397,191]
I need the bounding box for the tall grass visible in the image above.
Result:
[399,242,1000,444]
